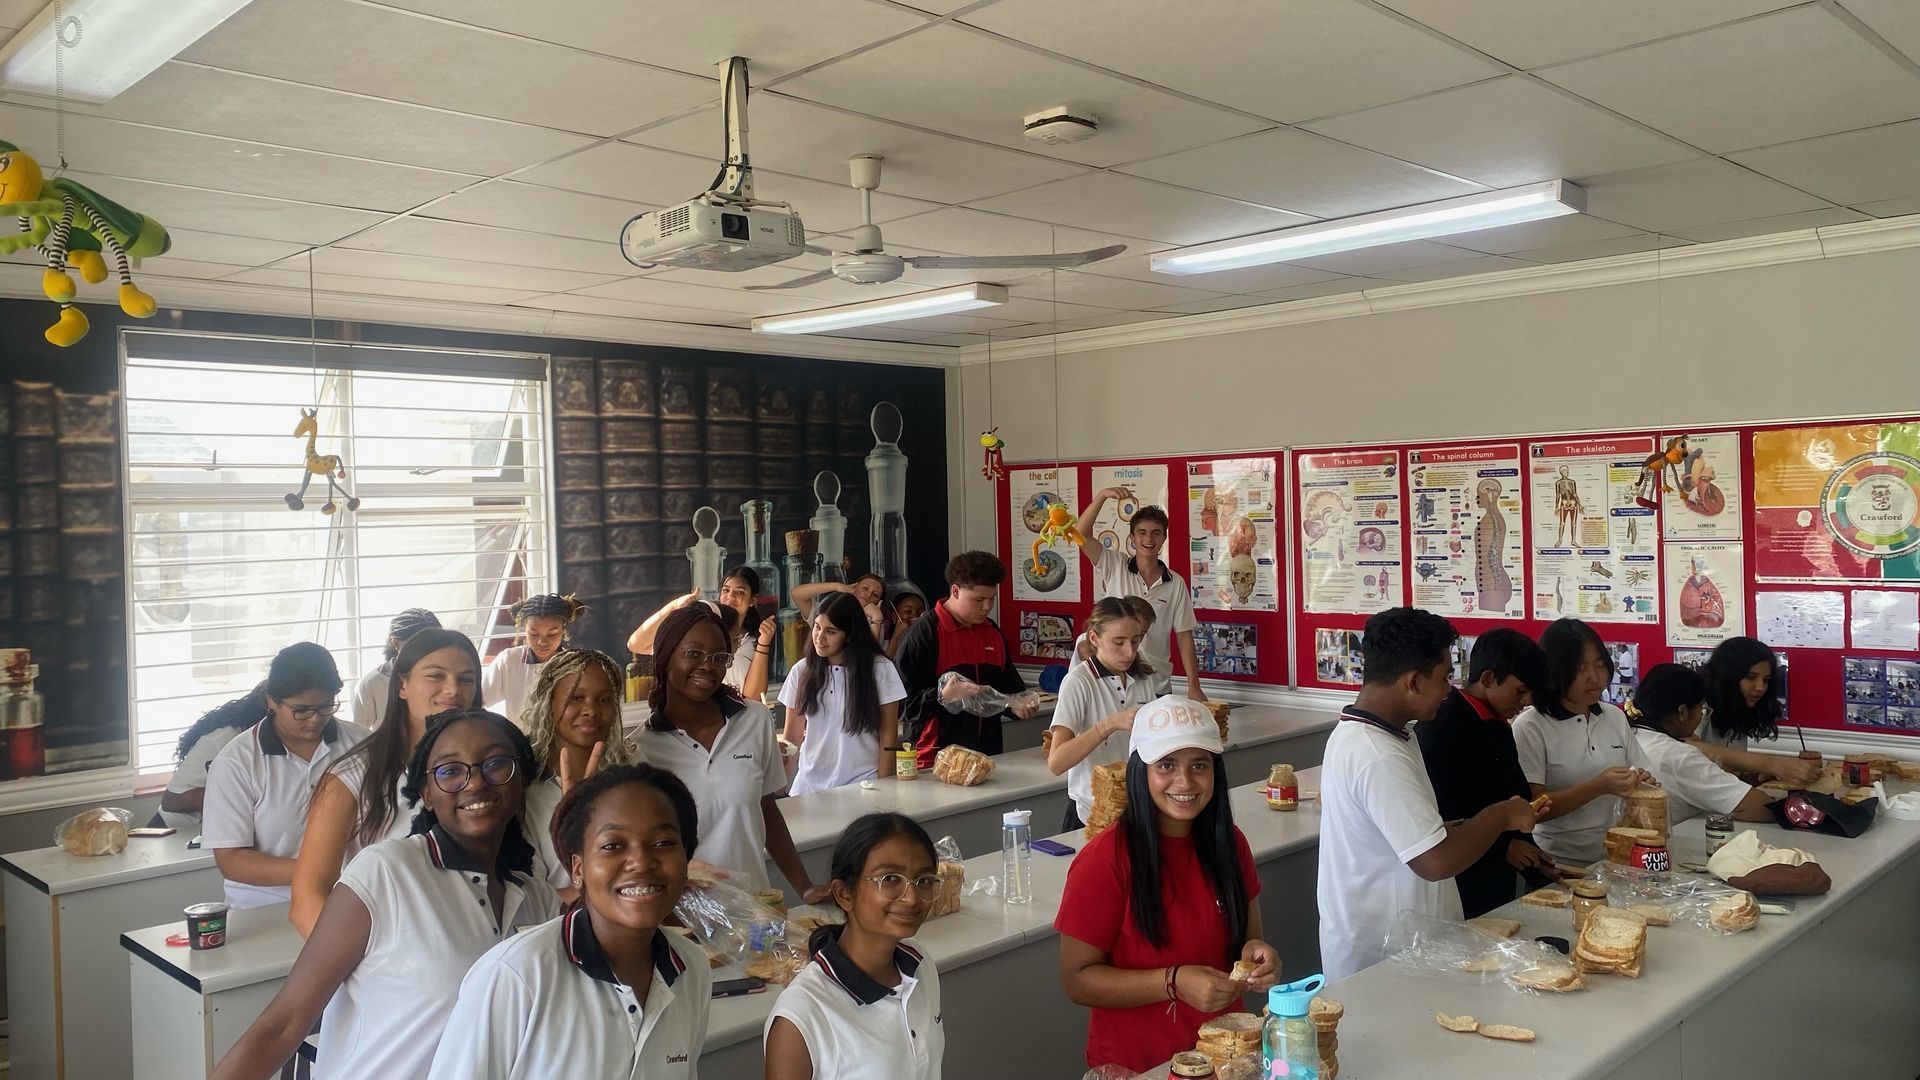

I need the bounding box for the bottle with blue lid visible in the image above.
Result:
[1263,974,1326,1079]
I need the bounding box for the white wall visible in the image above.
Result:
[948,243,1920,553]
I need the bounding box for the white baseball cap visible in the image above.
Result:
[1129,695,1225,764]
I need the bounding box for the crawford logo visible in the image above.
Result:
[668,1053,690,1063]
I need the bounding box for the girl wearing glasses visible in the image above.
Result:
[765,812,946,1080]
[290,628,483,936]
[781,592,907,797]
[202,642,367,910]
[636,606,827,901]
[627,566,777,700]
[520,648,643,898]
[212,709,558,1080]
[484,593,586,724]
[430,763,711,1079]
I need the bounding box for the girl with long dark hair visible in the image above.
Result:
[349,608,440,728]
[1627,664,1775,823]
[626,567,776,699]
[161,691,268,831]
[780,592,906,796]
[288,627,482,936]
[1055,697,1277,1073]
[765,812,945,1080]
[1691,636,1820,786]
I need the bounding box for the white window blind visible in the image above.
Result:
[122,331,551,774]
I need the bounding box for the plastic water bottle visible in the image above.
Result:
[1263,974,1326,1079]
[1001,809,1033,905]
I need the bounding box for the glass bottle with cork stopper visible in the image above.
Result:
[739,498,783,665]
[778,529,823,681]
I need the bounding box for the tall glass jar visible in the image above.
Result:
[687,505,726,600]
[739,499,782,659]
[864,402,911,597]
[778,551,825,681]
[808,470,848,583]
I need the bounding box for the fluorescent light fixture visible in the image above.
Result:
[1151,180,1586,275]
[753,282,1008,335]
[0,0,258,104]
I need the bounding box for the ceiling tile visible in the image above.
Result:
[1368,254,1538,282]
[661,270,928,305]
[984,296,1129,324]
[1285,239,1485,276]
[374,0,927,80]
[959,0,1500,123]
[1079,250,1345,294]
[1537,7,1920,153]
[1117,128,1485,218]
[628,92,1088,205]
[1251,276,1375,302]
[821,325,981,346]
[774,24,1266,167]
[100,257,253,281]
[336,217,636,277]
[877,208,1147,260]
[884,313,1028,334]
[1727,120,1920,206]
[1663,207,1869,244]
[0,0,40,25]
[573,276,829,316]
[1578,156,1829,233]
[182,0,716,136]
[1373,0,1796,69]
[512,293,751,326]
[160,229,312,268]
[1302,76,1697,187]
[1854,195,1920,218]
[98,63,596,175]
[50,173,389,245]
[420,180,650,242]
[1150,295,1284,315]
[0,104,474,212]
[1053,309,1184,330]
[1505,232,1693,263]
[974,321,1081,340]
[1004,270,1227,310]
[1439,212,1644,255]
[226,267,548,306]
[267,248,620,293]
[1839,0,1920,65]
[968,172,1310,246]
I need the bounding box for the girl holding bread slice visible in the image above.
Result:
[1047,597,1161,832]
[1626,664,1776,824]
[1055,695,1277,1073]
[765,813,946,1080]
[1512,619,1657,865]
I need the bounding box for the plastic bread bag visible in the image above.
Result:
[1383,911,1587,994]
[671,874,788,968]
[929,835,969,916]
[1080,1067,1149,1080]
[55,806,131,856]
[935,672,1041,717]
[1592,860,1753,935]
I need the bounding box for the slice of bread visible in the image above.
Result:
[1521,885,1572,908]
[1469,916,1522,939]
[1479,1024,1537,1042]
[1436,1012,1479,1033]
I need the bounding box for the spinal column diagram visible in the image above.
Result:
[1408,445,1523,617]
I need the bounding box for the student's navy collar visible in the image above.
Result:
[1540,699,1605,721]
[811,924,923,1006]
[561,904,683,988]
[256,716,341,757]
[1089,654,1146,682]
[1341,704,1411,741]
[1125,556,1172,582]
[423,823,534,880]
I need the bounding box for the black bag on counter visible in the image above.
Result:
[1769,792,1875,838]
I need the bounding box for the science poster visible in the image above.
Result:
[1010,466,1082,601]
[1088,462,1169,559]
[1528,437,1659,623]
[1298,450,1403,614]
[1407,444,1524,618]
[1659,431,1743,540]
[1188,456,1280,612]
[1663,541,1746,647]
[1752,421,1920,583]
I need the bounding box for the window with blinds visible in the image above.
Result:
[122,331,551,774]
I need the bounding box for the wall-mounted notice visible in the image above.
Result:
[1841,656,1920,732]
[1010,466,1083,601]
[1851,590,1920,652]
[1298,450,1403,614]
[1660,431,1743,540]
[1753,421,1920,583]
[1664,541,1747,647]
[1188,456,1280,612]
[1194,622,1259,677]
[1755,590,1847,650]
[1407,444,1524,618]
[1087,462,1169,560]
[1313,628,1366,686]
[1528,437,1659,623]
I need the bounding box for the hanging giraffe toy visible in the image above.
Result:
[286,408,360,514]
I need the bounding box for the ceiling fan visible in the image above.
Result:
[747,154,1125,290]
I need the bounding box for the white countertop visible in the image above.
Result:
[1,832,215,896]
[121,902,305,995]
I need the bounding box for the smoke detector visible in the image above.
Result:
[1023,106,1099,145]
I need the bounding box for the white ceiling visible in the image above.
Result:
[1,0,1917,349]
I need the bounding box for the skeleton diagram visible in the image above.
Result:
[1553,465,1583,548]
[1473,478,1513,614]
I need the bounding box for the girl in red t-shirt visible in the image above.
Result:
[1054,697,1279,1072]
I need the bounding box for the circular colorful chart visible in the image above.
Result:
[1822,452,1920,559]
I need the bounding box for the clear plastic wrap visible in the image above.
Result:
[930,835,967,917]
[55,806,131,856]
[1384,911,1589,994]
[672,875,789,968]
[1590,861,1753,935]
[936,672,1041,717]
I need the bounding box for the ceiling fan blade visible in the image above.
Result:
[802,243,837,257]
[903,244,1127,271]
[744,269,840,291]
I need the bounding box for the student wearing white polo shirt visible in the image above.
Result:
[1317,608,1544,983]
[1512,618,1657,866]
[1627,664,1775,825]
[483,593,584,725]
[781,593,907,797]
[212,709,557,1080]
[766,812,946,1080]
[1048,597,1159,832]
[431,763,711,1080]
[349,608,440,729]
[1076,490,1206,701]
[520,647,642,897]
[1690,636,1821,786]
[203,642,368,910]
[627,567,778,700]
[636,605,828,901]
[159,696,260,831]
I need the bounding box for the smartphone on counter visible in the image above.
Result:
[1032,839,1076,857]
[712,978,768,998]
[129,826,176,838]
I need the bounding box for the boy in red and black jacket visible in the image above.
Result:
[897,550,1033,768]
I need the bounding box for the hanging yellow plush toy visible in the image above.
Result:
[0,141,169,346]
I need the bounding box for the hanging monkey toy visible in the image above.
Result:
[979,428,1006,480]
[1633,435,1689,510]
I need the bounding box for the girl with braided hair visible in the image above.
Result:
[483,593,586,724]
[517,648,642,896]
